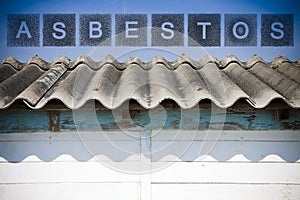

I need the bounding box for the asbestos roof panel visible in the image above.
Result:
[0,55,299,109]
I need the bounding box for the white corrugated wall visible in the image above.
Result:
[0,130,299,199]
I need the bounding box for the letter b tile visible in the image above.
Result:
[80,14,111,46]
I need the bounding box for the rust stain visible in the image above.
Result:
[47,111,60,132]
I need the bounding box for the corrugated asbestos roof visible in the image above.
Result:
[0,55,300,109]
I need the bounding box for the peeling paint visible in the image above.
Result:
[0,108,299,133]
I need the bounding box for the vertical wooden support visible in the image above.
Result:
[47,111,60,132]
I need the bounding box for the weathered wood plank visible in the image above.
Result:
[0,108,299,132]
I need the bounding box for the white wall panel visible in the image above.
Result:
[0,130,299,199]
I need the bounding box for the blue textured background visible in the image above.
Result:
[0,0,299,62]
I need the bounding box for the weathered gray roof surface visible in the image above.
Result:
[0,55,299,109]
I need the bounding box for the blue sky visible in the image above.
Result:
[0,0,299,62]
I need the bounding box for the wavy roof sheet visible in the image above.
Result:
[0,55,299,109]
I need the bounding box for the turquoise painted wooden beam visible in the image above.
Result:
[0,108,299,133]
